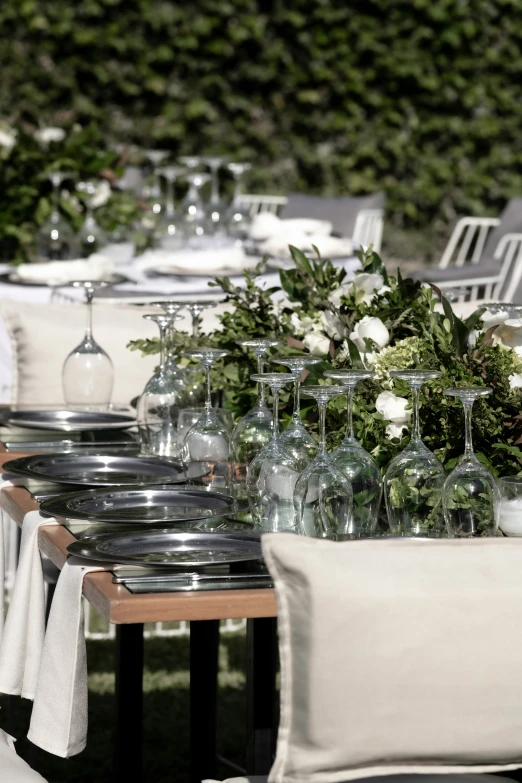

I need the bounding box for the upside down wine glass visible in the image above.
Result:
[137,313,187,457]
[246,373,301,531]
[271,354,320,465]
[294,385,354,539]
[231,340,282,470]
[62,281,114,409]
[383,370,445,536]
[442,387,499,536]
[154,166,186,251]
[324,370,382,535]
[181,172,212,247]
[226,162,252,243]
[77,181,108,255]
[36,171,77,261]
[183,349,230,487]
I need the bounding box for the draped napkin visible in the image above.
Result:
[0,510,60,699]
[134,245,247,276]
[13,253,115,285]
[0,474,27,643]
[27,557,111,757]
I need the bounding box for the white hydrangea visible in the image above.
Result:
[34,127,66,145]
[329,273,390,307]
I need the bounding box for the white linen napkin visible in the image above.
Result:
[0,475,26,643]
[134,246,246,276]
[27,557,111,757]
[259,232,354,260]
[13,253,115,285]
[0,510,60,699]
[250,211,333,241]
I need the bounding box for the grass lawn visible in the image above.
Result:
[0,626,248,782]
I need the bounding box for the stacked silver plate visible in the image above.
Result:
[39,485,236,523]
[4,454,207,487]
[5,410,136,432]
[67,530,262,567]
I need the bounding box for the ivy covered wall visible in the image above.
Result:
[2,0,522,237]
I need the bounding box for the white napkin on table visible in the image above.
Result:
[258,232,354,260]
[0,510,60,699]
[0,475,27,643]
[13,253,115,285]
[28,557,111,757]
[134,246,246,276]
[249,211,333,241]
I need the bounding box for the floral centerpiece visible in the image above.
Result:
[131,246,522,488]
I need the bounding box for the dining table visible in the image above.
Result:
[0,445,279,783]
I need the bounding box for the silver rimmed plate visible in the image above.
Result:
[67,530,262,566]
[3,454,208,487]
[39,485,236,523]
[6,410,136,432]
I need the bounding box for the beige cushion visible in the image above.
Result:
[0,729,47,780]
[262,534,522,783]
[0,300,160,405]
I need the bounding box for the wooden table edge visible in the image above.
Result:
[0,482,277,624]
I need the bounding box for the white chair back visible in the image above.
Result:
[438,217,500,269]
[236,194,288,217]
[352,208,384,252]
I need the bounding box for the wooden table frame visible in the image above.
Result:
[0,452,278,782]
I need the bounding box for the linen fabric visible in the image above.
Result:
[0,510,60,699]
[0,728,48,781]
[0,300,158,405]
[27,557,111,757]
[262,534,522,783]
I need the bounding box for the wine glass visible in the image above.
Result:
[225,162,252,243]
[180,172,212,247]
[137,313,187,457]
[271,354,321,464]
[442,387,499,537]
[143,149,170,216]
[246,373,302,531]
[293,385,353,539]
[153,166,186,250]
[383,370,445,537]
[182,349,231,487]
[324,369,382,535]
[179,156,203,169]
[183,300,219,337]
[201,156,228,228]
[36,171,78,261]
[232,339,282,471]
[62,281,114,409]
[77,181,108,255]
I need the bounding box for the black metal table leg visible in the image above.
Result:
[190,619,220,783]
[246,617,278,775]
[113,623,144,783]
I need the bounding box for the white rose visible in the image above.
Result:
[492,319,522,351]
[290,311,317,336]
[330,273,388,307]
[376,390,411,424]
[350,316,390,353]
[89,180,111,209]
[0,128,16,150]
[321,310,346,340]
[468,330,480,348]
[481,309,510,331]
[34,126,66,145]
[509,373,522,389]
[385,422,408,440]
[303,331,331,356]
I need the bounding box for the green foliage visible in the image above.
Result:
[1,0,522,248]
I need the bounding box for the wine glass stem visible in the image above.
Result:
[205,365,212,411]
[192,314,199,338]
[166,177,175,214]
[293,377,301,424]
[410,385,421,441]
[85,291,94,340]
[256,355,266,405]
[318,400,327,454]
[233,174,241,202]
[211,167,219,204]
[51,177,60,218]
[346,387,354,438]
[463,400,474,457]
[157,324,167,369]
[271,387,280,439]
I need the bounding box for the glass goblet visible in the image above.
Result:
[137,313,187,458]
[182,349,231,488]
[36,171,78,261]
[442,387,499,537]
[293,385,353,540]
[143,149,170,217]
[271,354,321,465]
[232,339,282,472]
[246,373,302,531]
[225,162,252,244]
[498,476,522,537]
[183,300,219,337]
[77,181,108,255]
[201,156,228,229]
[62,281,113,409]
[153,166,187,251]
[180,172,212,247]
[324,369,382,536]
[383,370,445,537]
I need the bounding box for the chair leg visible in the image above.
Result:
[246,617,278,775]
[190,619,220,783]
[113,623,144,783]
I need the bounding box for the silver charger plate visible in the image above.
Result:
[3,454,208,487]
[67,530,262,567]
[6,410,136,432]
[39,485,236,523]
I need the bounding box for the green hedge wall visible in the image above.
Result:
[2,0,522,234]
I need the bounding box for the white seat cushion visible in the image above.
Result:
[0,729,47,780]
